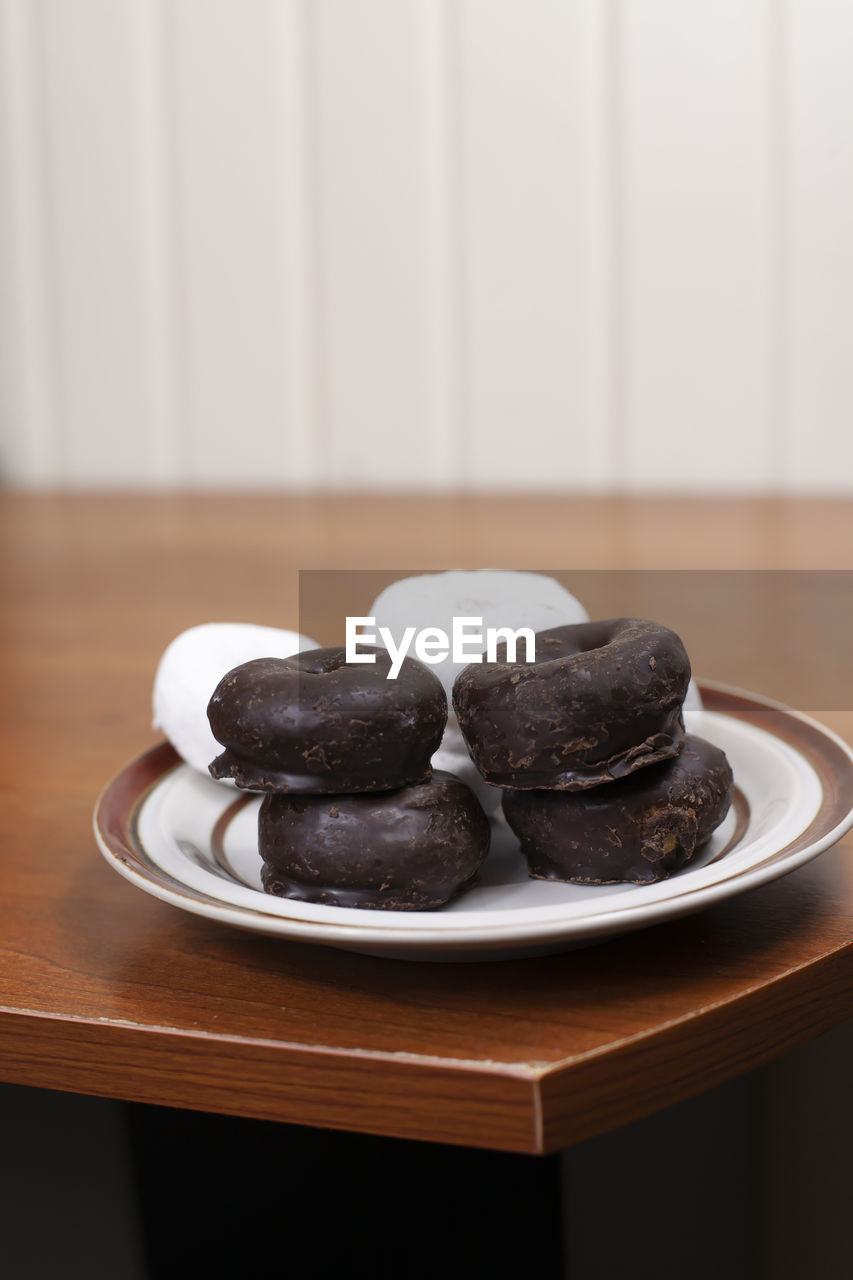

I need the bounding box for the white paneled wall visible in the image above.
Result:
[617,0,777,488]
[1,0,852,490]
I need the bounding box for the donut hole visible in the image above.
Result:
[573,620,620,656]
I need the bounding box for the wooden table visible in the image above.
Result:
[2,493,852,1159]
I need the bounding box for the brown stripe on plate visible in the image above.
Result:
[202,775,754,883]
[704,785,750,866]
[701,685,853,868]
[97,741,277,916]
[210,792,255,882]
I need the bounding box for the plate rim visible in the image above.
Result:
[93,682,853,953]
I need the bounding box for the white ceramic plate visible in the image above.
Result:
[94,684,853,961]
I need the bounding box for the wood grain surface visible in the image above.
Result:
[1,492,852,1154]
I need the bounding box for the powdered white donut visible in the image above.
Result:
[153,623,317,778]
[370,572,588,818]
[684,678,703,713]
[370,571,589,703]
[682,678,705,739]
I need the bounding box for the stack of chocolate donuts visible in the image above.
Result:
[206,647,491,910]
[203,617,733,907]
[453,618,733,885]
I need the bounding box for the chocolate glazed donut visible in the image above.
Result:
[502,735,733,885]
[453,618,691,790]
[207,647,447,793]
[259,771,491,910]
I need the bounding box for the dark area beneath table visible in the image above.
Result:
[3,1016,853,1279]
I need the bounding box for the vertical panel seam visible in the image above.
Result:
[302,0,329,488]
[134,0,183,486]
[767,0,789,490]
[274,0,317,486]
[578,0,617,489]
[420,0,460,489]
[607,0,625,489]
[31,0,65,483]
[445,0,469,488]
[159,0,191,484]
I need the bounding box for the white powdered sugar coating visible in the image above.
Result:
[153,622,317,778]
[371,571,588,816]
[370,570,589,701]
[684,678,703,713]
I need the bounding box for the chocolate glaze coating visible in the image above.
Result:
[208,647,447,793]
[259,770,491,910]
[502,734,733,885]
[453,618,691,790]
